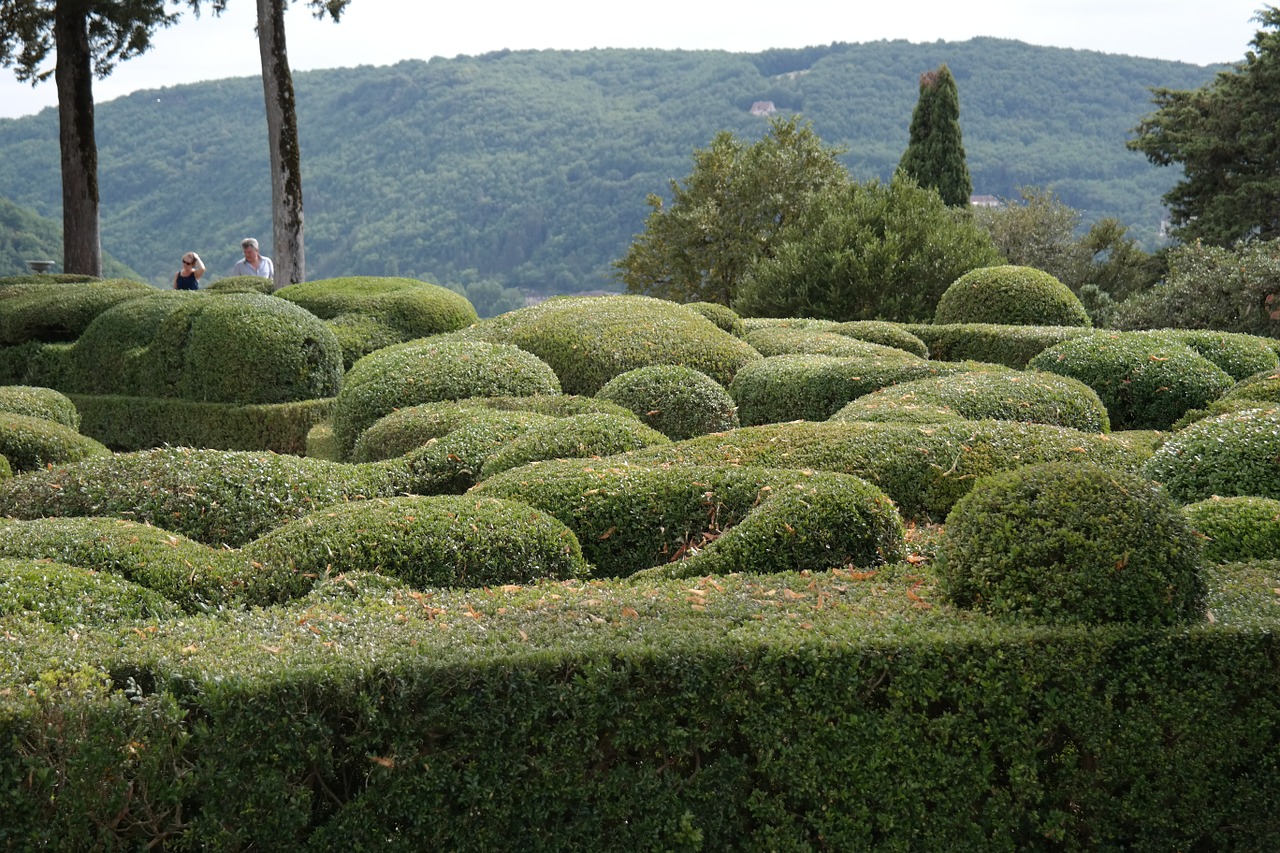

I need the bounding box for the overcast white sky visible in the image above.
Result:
[0,0,1269,119]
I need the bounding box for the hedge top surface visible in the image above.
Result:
[1221,368,1280,405]
[1142,406,1280,503]
[0,410,110,473]
[934,265,1092,328]
[744,325,923,360]
[0,277,154,345]
[0,385,79,429]
[595,364,740,440]
[276,276,479,338]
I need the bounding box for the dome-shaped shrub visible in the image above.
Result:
[1143,407,1280,502]
[833,369,1111,432]
[0,278,153,345]
[1182,496,1280,565]
[1028,332,1235,430]
[935,266,1091,327]
[682,301,745,336]
[830,399,967,425]
[1155,330,1280,381]
[596,364,739,440]
[66,292,344,404]
[0,385,79,430]
[203,275,274,294]
[744,326,921,359]
[330,338,562,458]
[835,321,930,358]
[939,462,1205,625]
[905,322,1091,369]
[479,413,669,477]
[0,557,179,625]
[241,495,590,592]
[456,295,761,394]
[1220,369,1280,405]
[0,411,108,472]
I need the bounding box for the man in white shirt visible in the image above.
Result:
[230,237,275,284]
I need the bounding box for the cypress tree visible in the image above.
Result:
[897,64,973,207]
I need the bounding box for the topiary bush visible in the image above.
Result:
[0,385,79,429]
[241,495,590,591]
[831,398,967,425]
[0,278,154,345]
[323,312,407,370]
[938,462,1205,625]
[934,265,1092,327]
[329,338,562,459]
[479,413,669,478]
[1143,407,1280,503]
[831,369,1111,432]
[728,354,973,425]
[1220,368,1280,406]
[834,321,930,358]
[1182,496,1280,565]
[595,365,739,440]
[743,325,922,360]
[903,322,1092,369]
[0,557,180,625]
[203,275,274,294]
[1152,330,1280,381]
[1028,332,1236,430]
[0,411,109,472]
[682,301,745,336]
[455,295,761,395]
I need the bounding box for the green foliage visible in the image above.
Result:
[1143,406,1280,503]
[0,196,135,279]
[395,411,559,495]
[457,295,761,396]
[0,558,179,625]
[0,385,78,429]
[475,462,904,577]
[203,275,274,294]
[934,265,1092,327]
[0,411,109,472]
[595,365,739,440]
[479,413,670,477]
[897,64,972,207]
[743,324,919,359]
[905,322,1094,368]
[834,320,930,358]
[330,338,562,459]
[241,495,591,593]
[682,301,745,336]
[1028,332,1236,430]
[1110,239,1280,338]
[616,116,849,304]
[1183,496,1280,565]
[939,462,1205,625]
[1152,329,1280,380]
[833,369,1111,433]
[728,353,969,425]
[0,278,153,345]
[733,176,1002,322]
[1128,8,1280,245]
[1221,367,1280,404]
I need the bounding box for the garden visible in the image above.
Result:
[1,270,1279,849]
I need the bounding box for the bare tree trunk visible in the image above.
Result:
[256,0,305,288]
[53,4,102,277]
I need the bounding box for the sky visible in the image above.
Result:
[0,1,1269,120]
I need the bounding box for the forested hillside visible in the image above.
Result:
[0,41,1218,291]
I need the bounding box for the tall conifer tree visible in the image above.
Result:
[897,64,973,207]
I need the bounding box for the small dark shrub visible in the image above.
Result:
[934,265,1091,327]
[596,365,739,440]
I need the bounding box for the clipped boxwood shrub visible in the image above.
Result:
[455,295,761,394]
[743,325,921,360]
[834,320,929,358]
[728,354,973,425]
[0,557,180,625]
[0,411,109,472]
[0,385,79,429]
[1143,407,1280,502]
[65,292,344,404]
[934,265,1091,327]
[323,312,407,369]
[831,398,967,425]
[241,495,590,591]
[1220,368,1280,405]
[939,462,1205,625]
[832,369,1111,433]
[1183,496,1280,565]
[1154,330,1280,381]
[394,410,560,495]
[682,301,745,336]
[903,322,1093,369]
[479,413,669,477]
[1028,332,1236,430]
[0,278,154,345]
[330,338,562,458]
[203,275,274,294]
[595,365,739,440]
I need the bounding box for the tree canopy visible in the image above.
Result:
[1128,6,1280,245]
[896,64,972,207]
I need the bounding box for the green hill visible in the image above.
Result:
[0,195,138,280]
[0,41,1219,293]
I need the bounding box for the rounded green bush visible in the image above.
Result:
[456,295,761,394]
[0,411,109,472]
[203,275,274,294]
[0,557,180,625]
[939,462,1205,625]
[1028,332,1236,430]
[0,385,79,429]
[323,312,408,369]
[833,369,1111,432]
[1143,407,1280,502]
[1155,330,1280,381]
[834,321,929,358]
[66,292,344,404]
[831,399,967,425]
[330,338,562,458]
[0,278,154,345]
[1220,368,1280,405]
[728,354,971,425]
[0,454,10,479]
[596,365,739,440]
[479,413,669,477]
[682,301,745,336]
[1182,496,1280,565]
[241,495,590,591]
[934,265,1092,327]
[905,322,1092,369]
[744,326,921,360]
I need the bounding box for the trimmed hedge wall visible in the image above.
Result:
[595,365,739,440]
[1143,407,1280,503]
[1183,496,1280,564]
[903,323,1094,369]
[934,265,1092,327]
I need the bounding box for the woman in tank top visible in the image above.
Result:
[173,252,205,290]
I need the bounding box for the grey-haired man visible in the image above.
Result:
[230,238,275,281]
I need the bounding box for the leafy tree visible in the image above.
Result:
[1128,7,1280,245]
[616,116,848,305]
[733,175,1002,322]
[0,0,200,275]
[897,64,972,207]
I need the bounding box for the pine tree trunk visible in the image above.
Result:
[257,0,304,287]
[52,5,102,277]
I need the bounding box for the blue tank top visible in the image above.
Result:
[176,271,199,290]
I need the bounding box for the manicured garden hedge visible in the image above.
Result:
[0,410,109,472]
[903,323,1095,369]
[1183,496,1280,564]
[0,278,154,344]
[1143,406,1280,503]
[0,385,79,429]
[595,365,739,440]
[934,265,1092,327]
[479,413,670,476]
